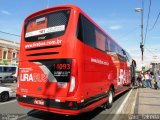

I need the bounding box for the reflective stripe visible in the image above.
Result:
[34,62,57,82]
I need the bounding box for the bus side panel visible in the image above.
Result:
[82,45,117,100]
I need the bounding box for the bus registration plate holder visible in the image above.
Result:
[34,99,45,106]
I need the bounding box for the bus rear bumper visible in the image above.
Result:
[17,101,82,115]
[16,94,108,115]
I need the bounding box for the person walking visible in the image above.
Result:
[142,72,147,88]
[145,72,151,88]
[137,72,142,87]
[154,71,160,89]
[148,71,152,88]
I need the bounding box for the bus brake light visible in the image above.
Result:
[68,59,78,96]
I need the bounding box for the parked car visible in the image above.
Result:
[0,76,17,83]
[0,86,14,102]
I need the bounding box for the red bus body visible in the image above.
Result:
[16,5,135,115]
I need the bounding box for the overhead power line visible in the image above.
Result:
[118,27,139,39]
[145,47,155,56]
[145,47,160,60]
[149,12,160,31]
[144,0,152,46]
[0,30,21,37]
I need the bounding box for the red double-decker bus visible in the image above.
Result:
[16,4,136,115]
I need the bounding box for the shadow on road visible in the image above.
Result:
[27,107,105,120]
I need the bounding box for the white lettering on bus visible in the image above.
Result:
[91,58,109,66]
[20,73,47,82]
[20,74,33,82]
[25,39,62,49]
[118,69,127,85]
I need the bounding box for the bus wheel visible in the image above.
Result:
[0,92,9,102]
[105,89,114,109]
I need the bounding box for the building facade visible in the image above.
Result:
[0,38,19,65]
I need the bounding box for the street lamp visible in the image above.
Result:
[134,8,144,62]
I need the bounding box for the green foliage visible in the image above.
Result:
[2,59,8,65]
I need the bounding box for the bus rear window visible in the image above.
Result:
[25,10,70,42]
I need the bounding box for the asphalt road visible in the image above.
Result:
[0,90,130,120]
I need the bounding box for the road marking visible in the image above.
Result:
[0,99,16,106]
[130,88,138,114]
[112,89,132,120]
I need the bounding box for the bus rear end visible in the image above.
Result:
[16,5,82,115]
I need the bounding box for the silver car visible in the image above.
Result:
[0,86,14,102]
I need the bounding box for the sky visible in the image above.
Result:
[0,0,160,69]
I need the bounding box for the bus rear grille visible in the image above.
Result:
[27,52,59,56]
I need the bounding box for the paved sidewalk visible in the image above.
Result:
[117,88,160,120]
[134,88,160,114]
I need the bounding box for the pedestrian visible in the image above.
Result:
[145,72,152,88]
[154,71,160,89]
[131,76,136,88]
[148,71,152,88]
[137,72,142,87]
[142,72,147,88]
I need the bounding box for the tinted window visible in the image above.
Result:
[95,28,106,51]
[105,37,109,52]
[0,67,2,72]
[3,67,16,72]
[81,15,96,48]
[117,46,123,56]
[76,15,83,41]
[110,41,116,52]
[77,14,110,52]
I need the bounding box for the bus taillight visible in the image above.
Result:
[68,59,78,96]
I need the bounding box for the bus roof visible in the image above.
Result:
[24,4,125,53]
[24,4,80,22]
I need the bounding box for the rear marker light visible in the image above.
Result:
[23,95,27,97]
[55,99,61,102]
[68,102,73,107]
[81,99,84,103]
[68,59,77,96]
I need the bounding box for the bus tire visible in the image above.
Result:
[105,89,114,109]
[0,92,9,102]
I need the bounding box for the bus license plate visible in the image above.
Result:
[34,99,45,105]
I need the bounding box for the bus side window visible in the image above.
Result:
[76,14,83,42]
[81,15,96,48]
[105,38,109,52]
[117,46,123,56]
[95,28,105,51]
[110,40,116,52]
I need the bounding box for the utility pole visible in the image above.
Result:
[135,8,144,62]
[140,8,144,62]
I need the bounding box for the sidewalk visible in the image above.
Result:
[118,88,160,120]
[134,88,160,114]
